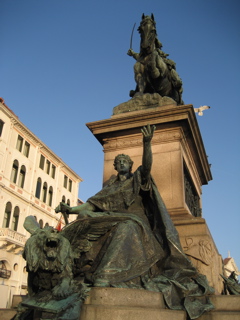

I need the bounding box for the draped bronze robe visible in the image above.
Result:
[63,166,214,319]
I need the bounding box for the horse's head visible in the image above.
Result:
[138,14,158,55]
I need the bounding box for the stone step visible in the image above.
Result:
[210,295,240,311]
[2,307,240,320]
[11,294,27,308]
[80,305,187,320]
[198,311,240,320]
[5,290,240,320]
[81,288,240,320]
[81,288,185,320]
[0,309,17,320]
[84,287,166,308]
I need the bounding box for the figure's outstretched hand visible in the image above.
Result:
[55,202,71,214]
[141,124,156,142]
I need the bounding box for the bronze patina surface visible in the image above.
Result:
[54,125,214,319]
[128,14,184,105]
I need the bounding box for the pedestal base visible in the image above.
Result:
[80,288,240,320]
[80,287,185,320]
[174,217,224,294]
[2,291,240,320]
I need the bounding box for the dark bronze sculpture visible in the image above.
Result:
[14,217,88,320]
[128,14,184,105]
[23,217,75,300]
[53,125,214,319]
[221,272,240,295]
[15,125,215,319]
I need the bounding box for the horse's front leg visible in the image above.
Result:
[134,62,146,94]
[147,52,160,79]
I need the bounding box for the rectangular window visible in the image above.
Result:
[23,141,30,157]
[51,165,56,179]
[0,119,4,137]
[46,160,50,174]
[68,179,72,192]
[16,135,23,152]
[64,175,68,188]
[39,155,45,170]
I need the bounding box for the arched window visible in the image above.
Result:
[68,180,72,192]
[62,195,66,203]
[67,199,70,206]
[2,202,12,228]
[39,219,43,229]
[10,160,19,183]
[44,222,49,227]
[42,182,47,203]
[18,165,26,188]
[11,206,19,231]
[0,119,4,137]
[35,178,42,199]
[48,186,53,207]
[0,260,11,279]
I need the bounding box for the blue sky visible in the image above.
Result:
[1,1,240,272]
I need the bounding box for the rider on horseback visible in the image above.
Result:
[127,14,184,105]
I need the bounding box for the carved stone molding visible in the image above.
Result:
[103,129,182,152]
[6,244,16,252]
[0,240,8,249]
[183,237,214,266]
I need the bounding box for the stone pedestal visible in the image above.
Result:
[174,217,223,294]
[80,288,186,320]
[80,288,240,320]
[2,292,240,320]
[87,103,211,217]
[86,102,222,292]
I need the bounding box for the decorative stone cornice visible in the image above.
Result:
[0,102,82,182]
[87,103,212,185]
[103,129,182,151]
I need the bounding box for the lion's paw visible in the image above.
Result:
[52,281,73,300]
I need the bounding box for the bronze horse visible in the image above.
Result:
[128,14,184,105]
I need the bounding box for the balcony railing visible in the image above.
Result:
[0,228,26,247]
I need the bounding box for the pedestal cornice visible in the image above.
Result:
[86,104,212,185]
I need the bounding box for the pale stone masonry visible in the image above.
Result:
[0,98,82,308]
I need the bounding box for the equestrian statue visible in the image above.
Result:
[128,14,184,105]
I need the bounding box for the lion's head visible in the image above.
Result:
[23,225,74,274]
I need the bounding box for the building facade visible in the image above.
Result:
[0,98,82,308]
[223,256,240,279]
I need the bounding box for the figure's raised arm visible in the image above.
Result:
[127,49,140,61]
[141,124,156,183]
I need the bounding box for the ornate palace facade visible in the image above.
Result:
[0,98,82,308]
